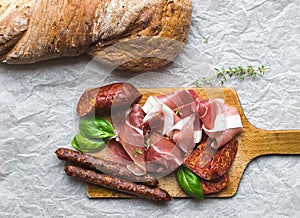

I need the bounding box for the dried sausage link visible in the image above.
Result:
[55,148,158,187]
[64,165,172,201]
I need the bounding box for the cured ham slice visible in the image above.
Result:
[145,132,182,176]
[206,127,242,149]
[168,113,201,153]
[117,122,146,175]
[128,104,147,135]
[143,103,180,135]
[113,104,147,175]
[155,90,196,110]
[105,139,133,165]
[188,89,201,111]
[142,90,201,143]
[107,139,132,161]
[199,99,243,149]
[142,90,196,113]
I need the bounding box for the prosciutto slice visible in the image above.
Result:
[199,99,243,149]
[105,139,133,165]
[142,90,196,113]
[112,104,147,175]
[169,113,201,153]
[117,122,146,174]
[155,90,197,110]
[143,103,180,135]
[145,132,182,176]
[142,90,201,144]
[128,104,147,135]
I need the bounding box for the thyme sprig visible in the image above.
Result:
[144,138,151,150]
[133,148,143,158]
[203,35,211,44]
[175,109,183,117]
[195,65,270,87]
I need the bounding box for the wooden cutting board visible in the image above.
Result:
[86,87,300,198]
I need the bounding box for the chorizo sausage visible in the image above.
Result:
[76,83,142,117]
[64,165,172,201]
[184,139,238,180]
[55,147,158,187]
[201,173,230,195]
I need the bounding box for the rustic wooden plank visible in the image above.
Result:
[87,87,300,198]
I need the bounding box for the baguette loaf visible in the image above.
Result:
[0,0,192,72]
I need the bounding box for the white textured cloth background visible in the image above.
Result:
[0,0,299,217]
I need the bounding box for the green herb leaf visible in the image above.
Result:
[79,118,115,140]
[203,35,211,44]
[144,138,151,150]
[71,137,82,152]
[71,134,106,153]
[176,165,204,200]
[195,65,270,87]
[133,148,143,158]
[71,118,115,153]
[175,109,183,117]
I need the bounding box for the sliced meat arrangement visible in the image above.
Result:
[142,90,202,153]
[61,83,245,200]
[142,90,200,137]
[76,84,242,181]
[110,89,203,177]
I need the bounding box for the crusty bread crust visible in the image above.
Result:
[0,0,192,72]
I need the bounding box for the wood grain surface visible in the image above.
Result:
[86,87,300,198]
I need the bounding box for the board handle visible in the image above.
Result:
[246,127,300,158]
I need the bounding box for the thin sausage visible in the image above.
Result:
[55,147,159,187]
[64,165,172,201]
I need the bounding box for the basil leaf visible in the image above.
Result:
[71,134,105,153]
[176,165,204,200]
[71,137,82,152]
[96,118,115,135]
[79,118,115,140]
